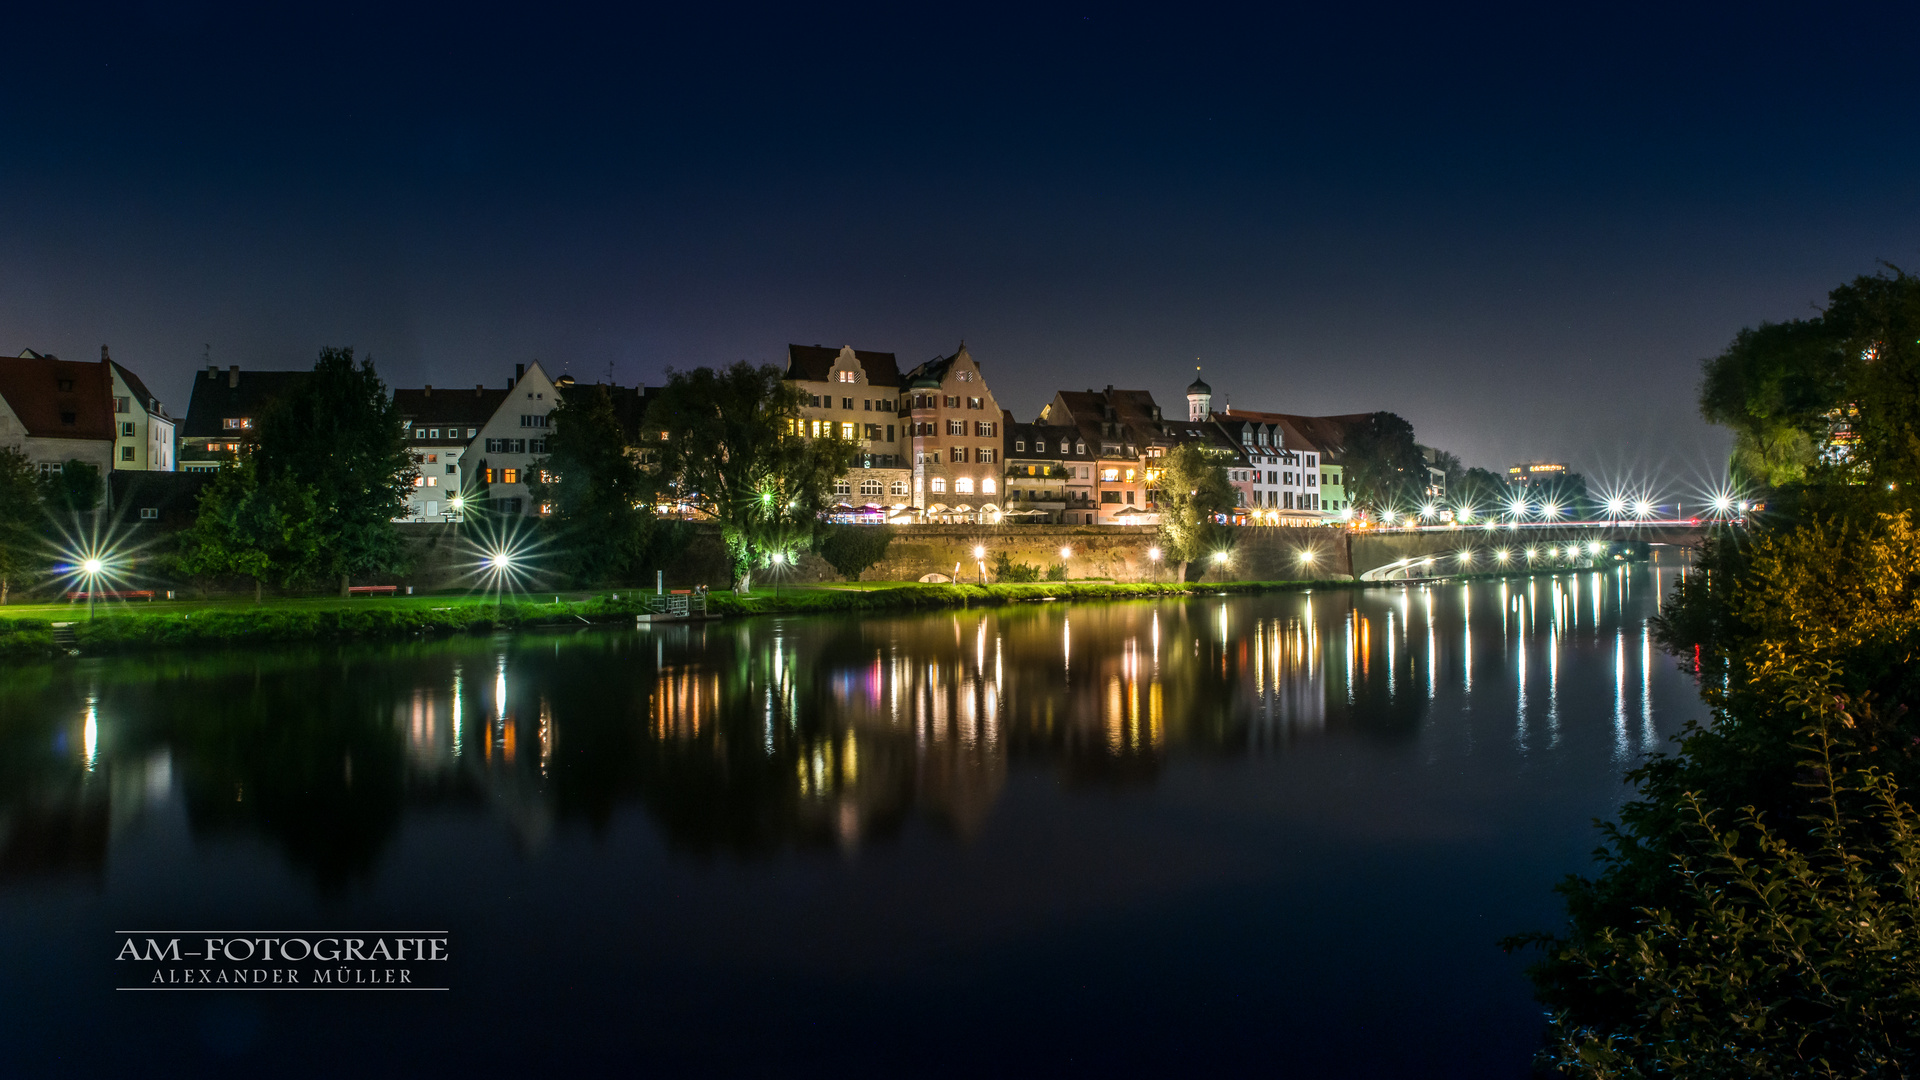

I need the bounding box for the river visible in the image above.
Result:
[0,560,1705,1077]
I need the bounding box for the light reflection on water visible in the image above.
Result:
[0,559,1704,1078]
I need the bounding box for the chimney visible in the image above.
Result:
[424,384,432,397]
[475,384,484,396]
[515,363,526,382]
[101,345,110,362]
[207,366,218,380]
[228,365,239,388]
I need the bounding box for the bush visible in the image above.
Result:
[1044,562,1068,582]
[815,525,893,581]
[991,551,1041,583]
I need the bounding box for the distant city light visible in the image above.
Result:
[1456,550,1473,563]
[1421,503,1437,519]
[1381,509,1397,524]
[1541,502,1562,520]
[1604,497,1624,517]
[1632,499,1653,518]
[1495,549,1510,562]
[1508,499,1528,518]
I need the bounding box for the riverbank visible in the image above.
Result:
[0,579,1344,656]
[0,563,1651,657]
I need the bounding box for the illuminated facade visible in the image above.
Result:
[904,344,1006,522]
[783,344,910,516]
[1506,461,1569,488]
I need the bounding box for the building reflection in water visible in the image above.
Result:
[0,564,1691,883]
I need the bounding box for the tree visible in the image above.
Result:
[1699,318,1849,488]
[1821,268,1920,495]
[1340,412,1423,511]
[38,459,102,514]
[1427,447,1464,494]
[527,384,654,584]
[815,525,892,582]
[1696,268,1920,495]
[1454,466,1507,513]
[175,458,324,601]
[1153,442,1236,582]
[0,446,44,604]
[644,362,858,592]
[256,347,415,593]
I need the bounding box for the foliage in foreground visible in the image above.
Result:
[1520,509,1920,1077]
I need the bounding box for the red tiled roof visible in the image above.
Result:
[0,354,115,442]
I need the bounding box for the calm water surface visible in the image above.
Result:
[0,565,1705,1078]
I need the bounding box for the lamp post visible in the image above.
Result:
[81,558,102,620]
[1148,546,1161,583]
[771,550,786,598]
[973,544,986,585]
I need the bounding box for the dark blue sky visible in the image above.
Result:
[4,2,1917,489]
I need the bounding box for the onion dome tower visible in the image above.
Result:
[1186,365,1212,421]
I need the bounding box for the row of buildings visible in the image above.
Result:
[783,343,1363,526]
[0,342,1456,527]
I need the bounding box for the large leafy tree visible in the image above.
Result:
[644,362,857,592]
[0,446,45,604]
[38,459,102,514]
[1697,268,1920,495]
[1153,442,1236,582]
[1340,412,1423,512]
[175,458,324,601]
[527,384,654,584]
[1699,318,1850,487]
[256,347,415,593]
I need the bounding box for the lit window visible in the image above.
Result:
[841,422,856,439]
[1101,469,1119,482]
[414,476,425,487]
[982,478,996,493]
[955,477,974,494]
[958,371,974,382]
[1015,440,1026,452]
[503,468,518,484]
[890,481,908,496]
[426,477,437,487]
[931,477,946,493]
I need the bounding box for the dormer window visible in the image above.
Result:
[837,370,857,383]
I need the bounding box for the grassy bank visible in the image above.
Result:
[0,578,1353,655]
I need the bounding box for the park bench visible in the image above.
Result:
[64,589,155,602]
[346,585,399,597]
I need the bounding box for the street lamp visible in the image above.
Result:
[972,544,986,584]
[1148,546,1161,583]
[81,557,103,620]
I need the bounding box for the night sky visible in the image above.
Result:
[5,3,1918,490]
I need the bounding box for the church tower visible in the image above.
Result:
[1186,366,1212,421]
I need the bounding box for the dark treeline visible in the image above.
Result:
[1511,267,1920,1074]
